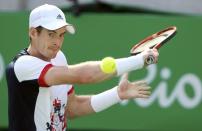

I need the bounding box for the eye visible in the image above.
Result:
[48,33,54,38]
[59,33,65,38]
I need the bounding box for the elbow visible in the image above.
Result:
[66,107,78,120]
[67,114,77,120]
[73,63,100,84]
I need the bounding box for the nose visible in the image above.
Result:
[53,37,62,46]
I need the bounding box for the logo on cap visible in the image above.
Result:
[56,14,63,20]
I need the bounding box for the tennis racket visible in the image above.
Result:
[130,26,177,64]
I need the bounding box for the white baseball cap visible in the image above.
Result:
[29,4,75,34]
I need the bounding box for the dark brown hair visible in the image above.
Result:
[35,26,43,33]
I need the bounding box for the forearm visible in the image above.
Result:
[67,95,95,119]
[67,61,116,84]
[90,86,121,112]
[46,61,115,85]
[67,75,151,118]
[45,54,145,86]
[63,54,144,83]
[67,87,121,119]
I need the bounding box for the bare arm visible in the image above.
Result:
[66,91,94,119]
[66,73,151,119]
[45,48,159,86]
[45,61,115,86]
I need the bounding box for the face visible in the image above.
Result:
[30,26,67,61]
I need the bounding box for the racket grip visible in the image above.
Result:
[145,55,155,65]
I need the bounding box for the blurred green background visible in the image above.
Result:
[0,12,202,131]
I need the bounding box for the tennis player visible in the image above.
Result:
[6,4,159,131]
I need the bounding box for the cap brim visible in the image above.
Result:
[42,20,75,34]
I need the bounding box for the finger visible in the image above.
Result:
[153,51,159,63]
[138,90,151,95]
[155,56,159,63]
[154,55,158,63]
[152,48,158,52]
[118,73,129,90]
[137,94,150,98]
[132,80,147,86]
[119,73,129,82]
[138,86,151,91]
[134,83,149,90]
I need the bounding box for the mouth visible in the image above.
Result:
[49,47,59,52]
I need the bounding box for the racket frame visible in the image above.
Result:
[130,26,177,55]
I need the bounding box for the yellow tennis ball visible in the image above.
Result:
[100,57,116,74]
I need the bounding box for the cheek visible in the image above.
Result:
[37,39,45,49]
[59,38,64,46]
[36,39,50,53]
[39,36,50,47]
[59,40,64,47]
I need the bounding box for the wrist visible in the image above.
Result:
[115,53,144,76]
[90,86,121,112]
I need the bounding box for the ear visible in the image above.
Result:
[29,27,38,40]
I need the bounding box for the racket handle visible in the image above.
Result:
[145,55,155,65]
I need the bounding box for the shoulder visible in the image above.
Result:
[14,55,50,82]
[15,55,49,70]
[51,50,68,66]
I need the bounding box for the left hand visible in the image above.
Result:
[141,48,159,66]
[117,73,151,100]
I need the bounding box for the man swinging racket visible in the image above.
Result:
[6,4,159,131]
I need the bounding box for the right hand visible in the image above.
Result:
[141,48,159,65]
[117,73,151,100]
